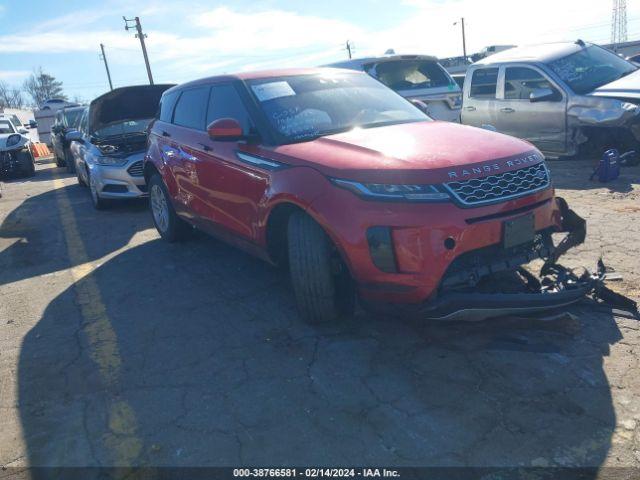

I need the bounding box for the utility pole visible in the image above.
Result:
[454,18,467,62]
[99,44,113,91]
[123,16,154,84]
[345,40,353,59]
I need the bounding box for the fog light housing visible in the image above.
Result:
[367,227,397,273]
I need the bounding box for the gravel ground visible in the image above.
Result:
[0,157,638,475]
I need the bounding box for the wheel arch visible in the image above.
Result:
[263,200,354,280]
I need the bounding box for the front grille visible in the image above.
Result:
[440,229,554,290]
[444,163,550,206]
[127,161,143,177]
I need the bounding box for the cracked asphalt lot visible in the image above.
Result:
[0,158,638,471]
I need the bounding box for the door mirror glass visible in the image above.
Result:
[207,118,243,141]
[530,88,556,103]
[65,130,83,142]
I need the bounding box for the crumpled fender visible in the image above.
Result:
[568,96,640,127]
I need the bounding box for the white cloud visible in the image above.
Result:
[0,70,30,81]
[1,0,639,94]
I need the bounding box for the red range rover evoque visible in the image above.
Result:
[144,68,585,323]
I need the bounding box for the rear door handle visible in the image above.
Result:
[500,107,515,113]
[464,106,476,111]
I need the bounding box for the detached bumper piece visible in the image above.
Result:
[423,198,637,321]
[423,262,637,321]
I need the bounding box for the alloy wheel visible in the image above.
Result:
[150,184,169,233]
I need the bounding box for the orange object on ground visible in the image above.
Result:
[30,143,51,158]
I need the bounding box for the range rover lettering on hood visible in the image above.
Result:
[447,152,543,179]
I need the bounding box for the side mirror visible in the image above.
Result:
[29,120,38,129]
[207,118,243,141]
[530,88,556,103]
[65,130,83,142]
[18,127,28,134]
[410,99,429,115]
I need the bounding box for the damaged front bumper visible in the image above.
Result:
[421,197,637,320]
[0,147,29,177]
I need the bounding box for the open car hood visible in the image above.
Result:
[589,68,640,100]
[89,84,174,134]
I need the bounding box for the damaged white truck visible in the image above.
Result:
[462,40,640,158]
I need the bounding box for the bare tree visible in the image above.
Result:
[0,82,25,109]
[22,67,67,107]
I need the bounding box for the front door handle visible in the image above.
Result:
[464,106,476,111]
[500,107,515,113]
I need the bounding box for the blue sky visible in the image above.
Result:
[0,0,638,103]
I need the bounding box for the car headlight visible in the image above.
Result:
[96,156,127,166]
[6,134,21,148]
[331,179,450,202]
[621,101,639,113]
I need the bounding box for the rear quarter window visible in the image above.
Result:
[159,91,180,123]
[469,68,499,99]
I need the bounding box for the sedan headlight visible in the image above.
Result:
[621,101,639,113]
[96,156,127,166]
[331,179,450,202]
[6,134,22,148]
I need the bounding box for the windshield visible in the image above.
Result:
[0,120,16,134]
[64,109,83,128]
[93,118,152,139]
[547,45,637,94]
[368,59,455,91]
[248,73,428,143]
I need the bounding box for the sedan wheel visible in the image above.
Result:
[88,171,109,210]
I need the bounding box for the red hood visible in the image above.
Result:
[269,121,542,184]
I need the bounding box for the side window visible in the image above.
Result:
[159,91,179,122]
[79,110,88,134]
[504,67,561,101]
[172,87,209,130]
[206,84,252,132]
[469,68,499,99]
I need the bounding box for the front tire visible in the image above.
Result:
[88,170,109,210]
[288,212,355,324]
[148,173,190,242]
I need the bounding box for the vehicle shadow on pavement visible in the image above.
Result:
[18,229,624,472]
[0,179,151,287]
[547,158,639,193]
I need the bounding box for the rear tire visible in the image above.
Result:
[77,164,87,186]
[148,173,191,242]
[288,212,355,324]
[18,150,35,177]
